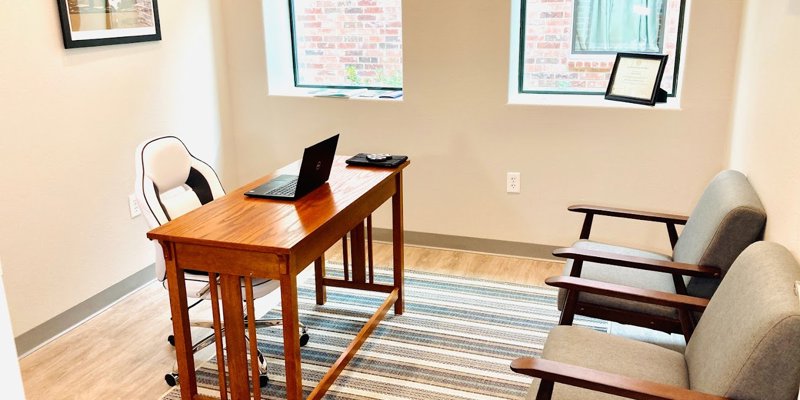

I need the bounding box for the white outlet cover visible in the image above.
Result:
[507,172,521,193]
[128,194,142,218]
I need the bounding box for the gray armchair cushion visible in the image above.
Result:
[558,240,677,319]
[672,170,766,288]
[685,241,800,399]
[526,326,688,400]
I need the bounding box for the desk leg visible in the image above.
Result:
[220,274,251,399]
[164,242,198,400]
[392,172,405,315]
[350,221,367,283]
[281,273,303,399]
[315,255,326,305]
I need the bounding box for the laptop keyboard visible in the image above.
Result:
[265,179,298,196]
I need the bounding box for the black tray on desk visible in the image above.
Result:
[346,153,408,168]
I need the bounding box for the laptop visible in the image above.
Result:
[244,134,339,200]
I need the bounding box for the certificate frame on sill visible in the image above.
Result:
[605,53,669,106]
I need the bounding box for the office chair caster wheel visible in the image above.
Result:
[165,373,179,387]
[300,332,310,347]
[259,374,269,388]
[167,335,175,346]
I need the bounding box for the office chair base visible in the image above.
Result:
[164,372,269,388]
[164,322,308,387]
[165,373,178,387]
[167,323,310,348]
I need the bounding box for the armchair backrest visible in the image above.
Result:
[672,170,766,297]
[134,136,225,281]
[684,241,800,399]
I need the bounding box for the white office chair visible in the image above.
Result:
[134,135,309,387]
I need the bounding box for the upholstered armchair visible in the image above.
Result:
[514,241,800,400]
[554,170,766,338]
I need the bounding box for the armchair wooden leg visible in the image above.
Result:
[536,380,554,400]
[568,260,584,277]
[678,308,695,341]
[672,274,688,295]
[558,259,582,325]
[667,222,679,249]
[559,291,578,325]
[579,214,594,240]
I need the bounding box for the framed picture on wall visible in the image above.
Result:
[605,53,669,106]
[57,0,161,49]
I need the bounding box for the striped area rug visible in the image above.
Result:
[161,266,607,399]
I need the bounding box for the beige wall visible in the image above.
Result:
[0,0,758,342]
[0,264,25,398]
[728,0,800,257]
[0,1,235,336]
[223,0,743,255]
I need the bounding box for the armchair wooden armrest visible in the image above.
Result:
[568,205,689,225]
[568,205,689,246]
[544,276,710,312]
[552,247,722,279]
[510,358,728,400]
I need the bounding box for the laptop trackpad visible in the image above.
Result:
[251,175,297,195]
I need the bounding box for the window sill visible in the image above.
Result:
[508,92,681,110]
[268,87,403,102]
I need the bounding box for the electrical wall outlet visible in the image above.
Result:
[128,194,142,218]
[506,172,521,193]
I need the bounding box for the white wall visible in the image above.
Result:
[728,0,800,257]
[0,1,235,337]
[221,0,744,255]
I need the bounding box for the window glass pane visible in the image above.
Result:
[291,0,403,89]
[573,0,666,53]
[520,0,683,95]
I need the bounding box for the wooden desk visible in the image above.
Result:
[147,156,409,400]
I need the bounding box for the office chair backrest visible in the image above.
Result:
[134,136,225,281]
[672,170,766,297]
[684,241,800,399]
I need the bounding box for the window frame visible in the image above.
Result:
[517,0,687,96]
[287,0,403,91]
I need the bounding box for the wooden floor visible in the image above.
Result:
[19,242,563,400]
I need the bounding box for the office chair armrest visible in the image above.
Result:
[568,205,689,225]
[544,276,709,312]
[510,358,729,400]
[553,247,722,278]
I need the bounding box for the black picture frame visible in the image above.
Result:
[57,0,161,49]
[605,53,669,106]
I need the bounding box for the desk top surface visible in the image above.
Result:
[147,155,408,255]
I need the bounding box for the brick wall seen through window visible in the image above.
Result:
[291,0,403,89]
[521,0,684,94]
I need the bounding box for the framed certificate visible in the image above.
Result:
[605,53,669,106]
[57,0,161,49]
